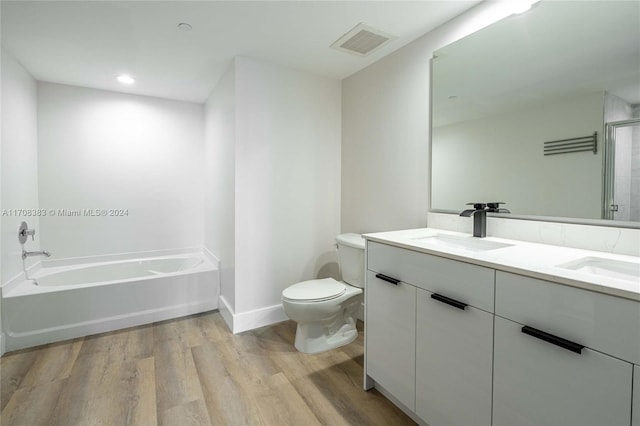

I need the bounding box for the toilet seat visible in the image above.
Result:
[282,278,346,302]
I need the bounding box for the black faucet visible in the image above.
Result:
[486,202,511,214]
[460,203,487,238]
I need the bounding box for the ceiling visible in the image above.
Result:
[1,1,478,103]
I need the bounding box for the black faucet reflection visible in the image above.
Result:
[486,202,511,214]
[460,203,487,238]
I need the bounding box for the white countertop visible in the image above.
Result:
[364,228,640,302]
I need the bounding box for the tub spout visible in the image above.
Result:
[22,250,51,260]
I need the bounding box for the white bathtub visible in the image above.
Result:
[1,250,219,352]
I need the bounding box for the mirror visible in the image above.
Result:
[431,1,640,226]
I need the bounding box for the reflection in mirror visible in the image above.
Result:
[603,119,640,221]
[431,1,640,226]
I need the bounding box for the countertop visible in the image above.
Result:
[364,228,640,301]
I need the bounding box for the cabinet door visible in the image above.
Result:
[493,316,633,426]
[365,271,416,411]
[416,288,493,426]
[633,365,640,426]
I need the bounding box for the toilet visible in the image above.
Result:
[281,233,365,354]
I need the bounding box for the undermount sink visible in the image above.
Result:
[413,234,514,252]
[558,257,640,283]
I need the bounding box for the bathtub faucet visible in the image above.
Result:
[22,249,51,260]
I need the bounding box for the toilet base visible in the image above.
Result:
[283,283,363,355]
[294,320,358,354]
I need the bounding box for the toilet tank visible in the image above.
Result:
[336,233,365,288]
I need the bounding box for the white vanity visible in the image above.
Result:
[363,228,640,426]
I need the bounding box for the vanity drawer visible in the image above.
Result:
[495,271,640,364]
[367,241,495,313]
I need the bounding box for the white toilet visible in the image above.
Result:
[281,233,365,354]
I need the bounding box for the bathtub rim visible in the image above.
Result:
[30,253,213,289]
[2,246,219,298]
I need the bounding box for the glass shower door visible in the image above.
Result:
[603,119,640,221]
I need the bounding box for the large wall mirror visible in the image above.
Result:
[431,1,640,227]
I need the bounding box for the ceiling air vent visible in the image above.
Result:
[331,23,395,57]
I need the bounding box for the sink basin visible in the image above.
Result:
[558,257,640,282]
[413,234,514,252]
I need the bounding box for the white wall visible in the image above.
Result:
[605,92,633,123]
[234,57,341,318]
[341,39,431,233]
[1,49,40,356]
[204,62,236,311]
[37,82,205,258]
[341,2,516,234]
[203,56,342,332]
[1,50,40,285]
[432,92,604,218]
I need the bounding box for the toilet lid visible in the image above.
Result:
[282,278,346,302]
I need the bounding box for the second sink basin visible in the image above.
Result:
[413,234,514,252]
[558,257,640,283]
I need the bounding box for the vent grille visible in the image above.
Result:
[331,23,395,57]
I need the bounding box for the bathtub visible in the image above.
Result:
[1,250,219,352]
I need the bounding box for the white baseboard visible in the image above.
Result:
[218,295,288,334]
[234,303,288,333]
[218,295,234,332]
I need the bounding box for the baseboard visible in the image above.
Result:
[218,295,234,332]
[233,303,288,333]
[218,295,288,334]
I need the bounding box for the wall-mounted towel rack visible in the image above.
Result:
[543,132,597,156]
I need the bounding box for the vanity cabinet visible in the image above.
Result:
[366,241,494,425]
[365,239,640,426]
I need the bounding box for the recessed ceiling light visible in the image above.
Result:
[178,23,193,31]
[117,74,135,84]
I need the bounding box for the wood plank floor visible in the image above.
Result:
[1,312,415,426]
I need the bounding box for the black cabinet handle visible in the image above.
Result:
[521,326,585,354]
[375,273,400,285]
[430,293,468,310]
